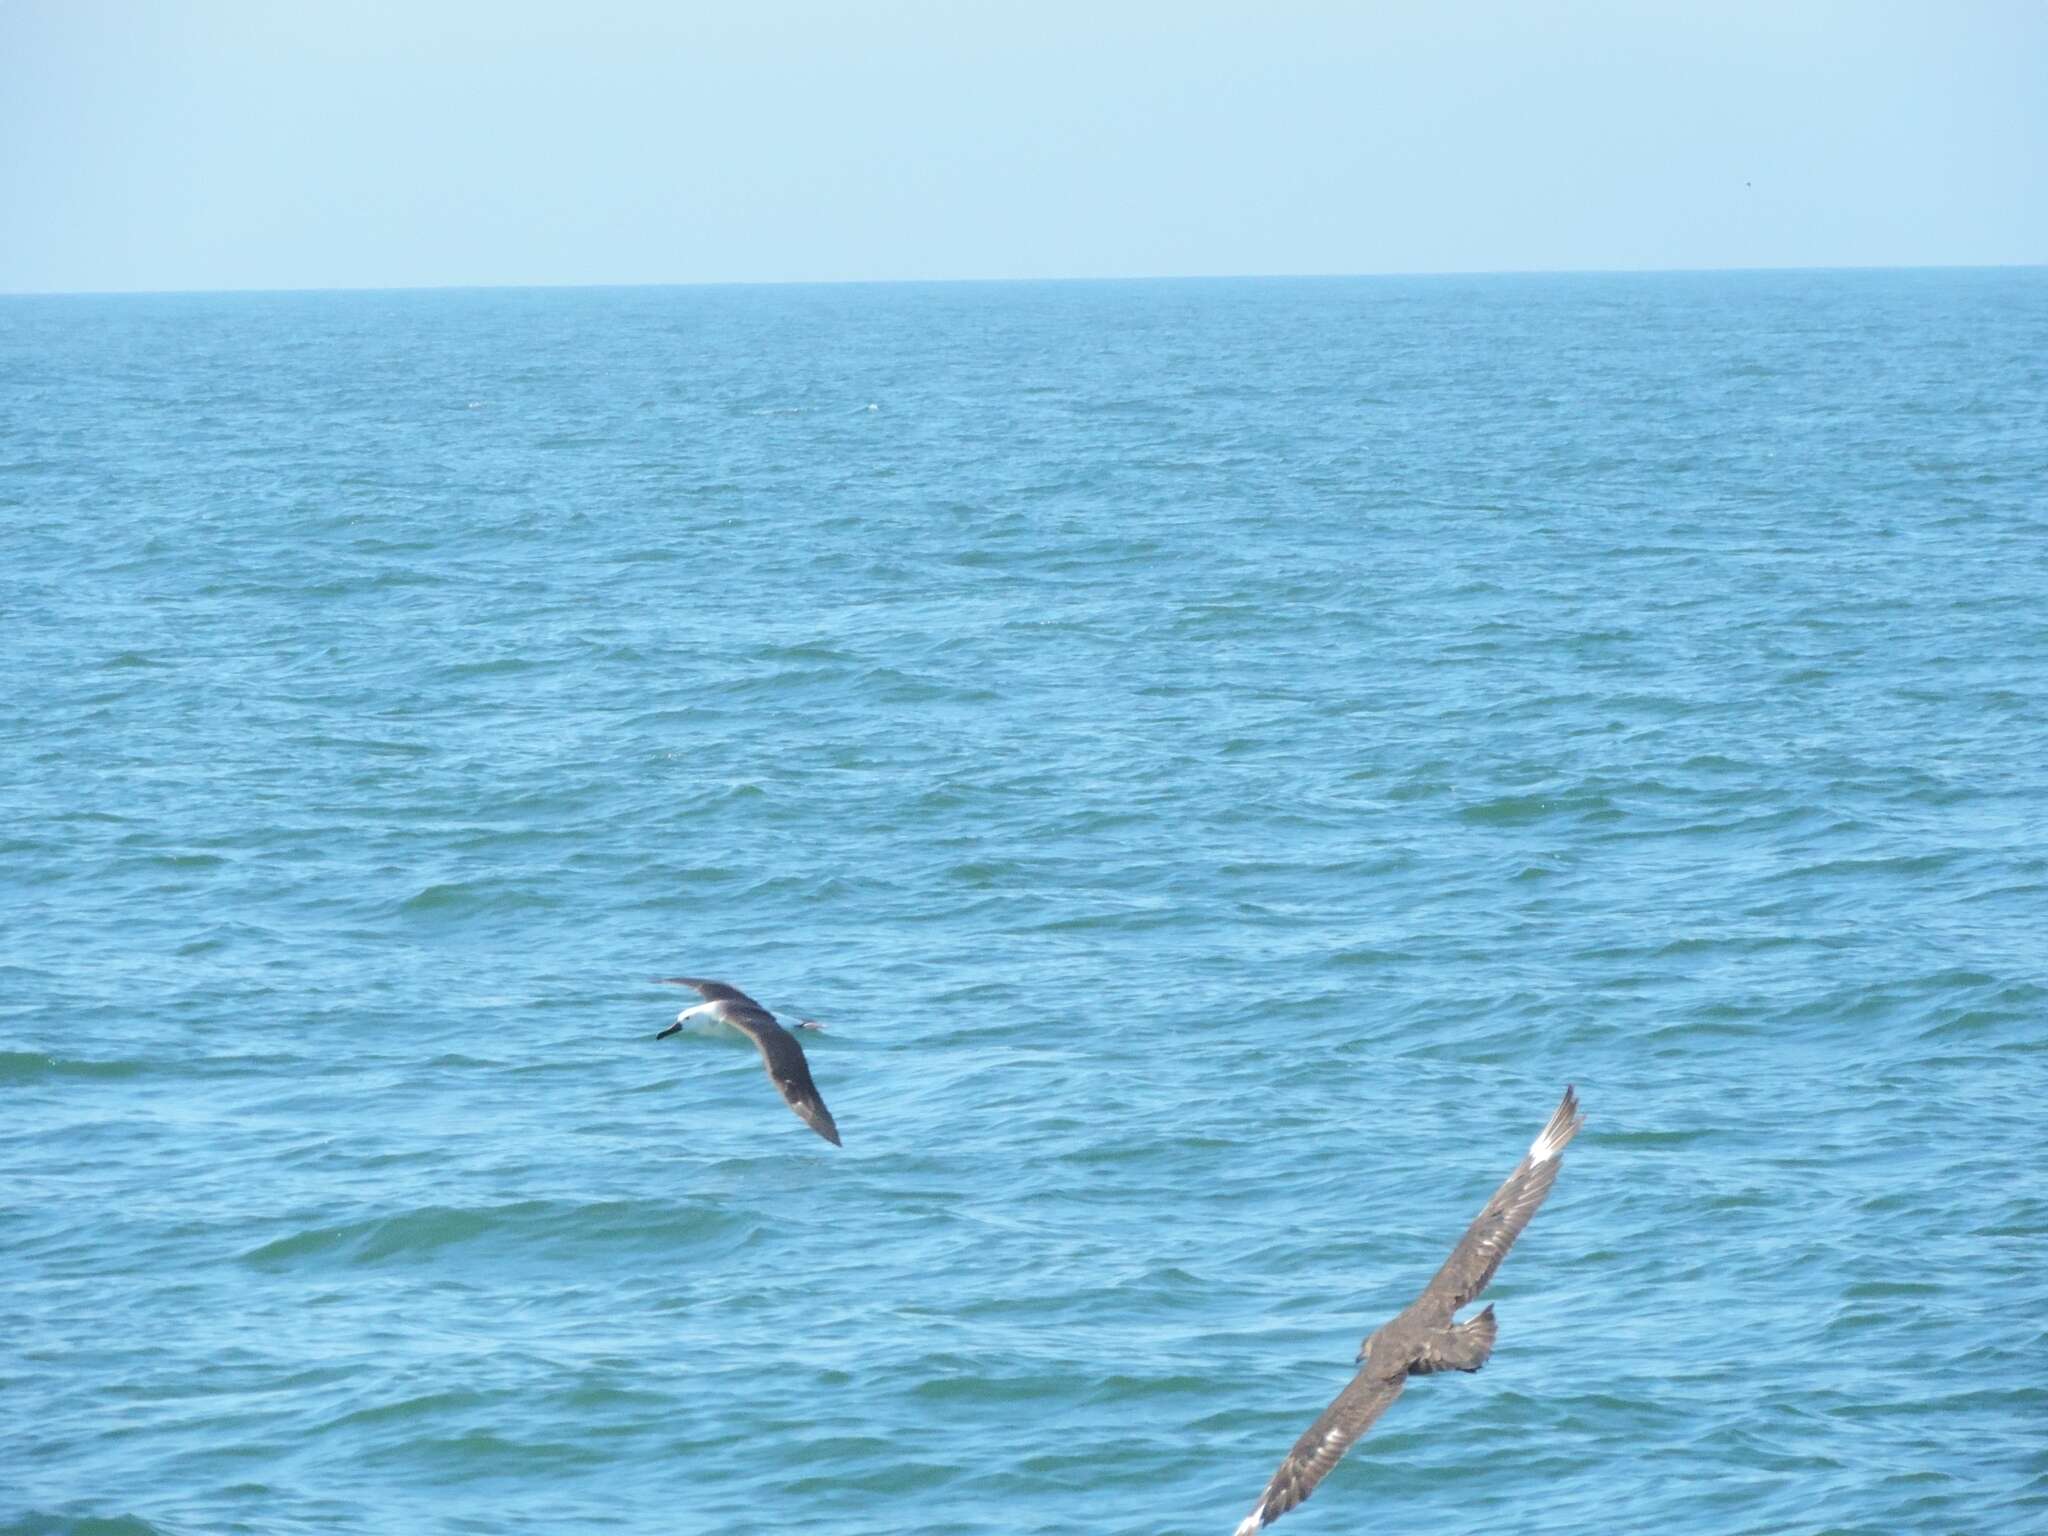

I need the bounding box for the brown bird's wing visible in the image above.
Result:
[654,976,767,1011]
[1417,1085,1583,1316]
[1232,1370,1406,1535]
[725,1009,842,1147]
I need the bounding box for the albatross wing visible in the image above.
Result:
[654,976,767,1011]
[725,1009,843,1147]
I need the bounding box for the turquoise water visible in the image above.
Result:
[3,271,2044,1535]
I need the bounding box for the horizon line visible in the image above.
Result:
[4,260,2043,301]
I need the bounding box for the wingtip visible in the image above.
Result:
[1233,1514,1265,1536]
[1528,1085,1585,1164]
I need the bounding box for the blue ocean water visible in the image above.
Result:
[2,271,2044,1536]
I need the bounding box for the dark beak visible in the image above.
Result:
[654,1022,681,1040]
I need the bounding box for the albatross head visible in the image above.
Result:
[655,999,724,1041]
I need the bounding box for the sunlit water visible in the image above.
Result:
[3,271,2044,1535]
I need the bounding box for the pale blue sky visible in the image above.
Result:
[2,0,2041,292]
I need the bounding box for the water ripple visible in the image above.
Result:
[4,272,2045,1535]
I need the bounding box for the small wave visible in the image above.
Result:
[754,640,858,664]
[238,1198,751,1270]
[909,1365,1089,1404]
[944,859,1025,885]
[1770,851,1957,883]
[437,655,547,678]
[1597,1127,1714,1149]
[1457,790,1614,826]
[1026,908,1177,934]
[1329,945,1407,967]
[325,1386,492,1432]
[364,1427,608,1474]
[141,851,227,870]
[0,1051,147,1083]
[396,881,561,916]
[1844,1278,1944,1300]
[294,734,435,758]
[364,568,448,591]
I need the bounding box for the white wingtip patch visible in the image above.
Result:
[1234,1513,1265,1536]
[1528,1089,1582,1163]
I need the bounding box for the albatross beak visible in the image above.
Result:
[654,1022,682,1041]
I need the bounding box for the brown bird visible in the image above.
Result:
[652,977,842,1147]
[1231,1086,1585,1534]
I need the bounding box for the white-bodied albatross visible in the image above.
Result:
[653,977,842,1147]
[1230,1085,1585,1534]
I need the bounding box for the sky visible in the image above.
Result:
[1,0,2042,293]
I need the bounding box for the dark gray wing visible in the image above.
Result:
[725,1010,842,1147]
[654,976,767,1011]
[1417,1085,1583,1317]
[1232,1370,1406,1534]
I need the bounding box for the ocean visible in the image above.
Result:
[2,270,2043,1534]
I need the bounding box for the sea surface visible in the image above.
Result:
[3,271,2045,1536]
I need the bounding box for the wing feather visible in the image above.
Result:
[654,976,767,1011]
[1233,1372,1405,1535]
[1419,1085,1583,1315]
[728,1011,842,1147]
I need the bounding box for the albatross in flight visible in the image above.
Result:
[653,977,842,1146]
[1230,1085,1585,1534]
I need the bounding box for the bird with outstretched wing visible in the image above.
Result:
[652,976,842,1147]
[1231,1085,1584,1534]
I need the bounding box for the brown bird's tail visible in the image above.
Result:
[1408,1304,1498,1375]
